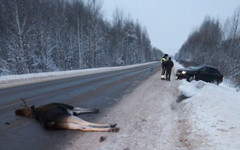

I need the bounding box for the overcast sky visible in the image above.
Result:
[101,0,240,55]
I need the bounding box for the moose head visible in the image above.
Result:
[15,99,35,118]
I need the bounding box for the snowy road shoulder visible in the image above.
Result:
[178,80,240,150]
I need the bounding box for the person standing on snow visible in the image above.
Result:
[165,57,174,81]
[161,54,168,80]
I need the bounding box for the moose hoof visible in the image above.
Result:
[110,128,120,132]
[93,108,99,113]
[110,124,117,128]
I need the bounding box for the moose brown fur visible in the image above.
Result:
[15,99,119,132]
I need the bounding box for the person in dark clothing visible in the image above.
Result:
[161,54,168,80]
[165,57,174,81]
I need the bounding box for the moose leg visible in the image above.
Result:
[60,116,117,128]
[72,107,99,115]
[55,123,119,132]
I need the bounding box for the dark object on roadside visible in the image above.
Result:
[5,122,10,125]
[176,94,190,103]
[176,65,224,85]
[150,68,153,72]
[99,136,107,142]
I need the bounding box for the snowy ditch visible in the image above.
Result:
[177,80,206,103]
[177,79,240,150]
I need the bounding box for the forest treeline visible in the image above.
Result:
[175,7,240,87]
[0,0,163,76]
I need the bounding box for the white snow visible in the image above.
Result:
[1,61,240,149]
[178,80,240,150]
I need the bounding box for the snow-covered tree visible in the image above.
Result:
[0,0,163,76]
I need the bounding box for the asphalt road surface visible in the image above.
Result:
[0,62,160,150]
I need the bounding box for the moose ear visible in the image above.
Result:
[31,105,35,110]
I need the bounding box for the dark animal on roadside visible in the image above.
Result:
[15,99,119,132]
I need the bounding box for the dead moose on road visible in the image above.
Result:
[15,99,120,132]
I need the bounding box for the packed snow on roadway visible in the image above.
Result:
[0,62,240,149]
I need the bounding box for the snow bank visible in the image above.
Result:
[178,80,240,150]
